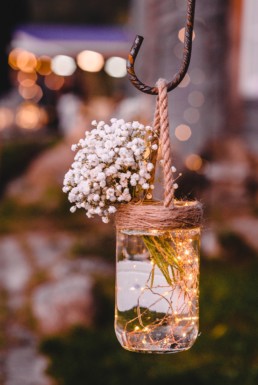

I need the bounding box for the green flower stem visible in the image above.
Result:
[142,234,183,286]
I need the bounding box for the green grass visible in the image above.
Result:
[39,257,258,385]
[69,231,116,260]
[0,196,95,234]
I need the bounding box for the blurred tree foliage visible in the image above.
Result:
[0,137,58,197]
[28,0,130,25]
[0,0,30,97]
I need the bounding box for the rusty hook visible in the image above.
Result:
[127,0,196,95]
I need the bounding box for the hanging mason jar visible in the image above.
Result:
[115,201,202,354]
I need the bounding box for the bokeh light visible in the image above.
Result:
[183,107,200,124]
[178,27,196,43]
[15,103,40,130]
[8,48,37,73]
[8,48,22,70]
[51,55,77,76]
[44,73,64,91]
[18,84,43,102]
[175,124,192,141]
[17,71,37,87]
[104,57,127,78]
[178,73,191,88]
[16,50,37,73]
[15,103,46,130]
[36,56,52,76]
[77,50,104,72]
[185,154,203,171]
[188,91,205,107]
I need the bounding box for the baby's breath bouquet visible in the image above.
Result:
[63,118,174,223]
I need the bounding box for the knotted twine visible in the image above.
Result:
[115,78,203,230]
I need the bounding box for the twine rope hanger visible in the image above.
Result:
[154,78,175,208]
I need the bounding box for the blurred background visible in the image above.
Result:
[0,0,258,384]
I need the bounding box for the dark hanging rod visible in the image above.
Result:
[126,0,196,95]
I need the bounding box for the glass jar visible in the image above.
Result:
[115,227,200,353]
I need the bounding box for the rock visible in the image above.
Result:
[31,274,94,335]
[26,232,74,269]
[0,236,32,294]
[50,258,114,280]
[5,325,51,385]
[5,347,51,385]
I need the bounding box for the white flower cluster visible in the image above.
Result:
[63,118,158,223]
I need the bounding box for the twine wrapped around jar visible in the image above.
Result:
[115,78,203,230]
[115,200,203,230]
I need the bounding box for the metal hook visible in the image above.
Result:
[127,0,196,95]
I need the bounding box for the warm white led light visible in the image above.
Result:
[77,50,104,72]
[51,55,76,76]
[104,57,127,78]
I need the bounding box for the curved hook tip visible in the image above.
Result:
[126,0,196,95]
